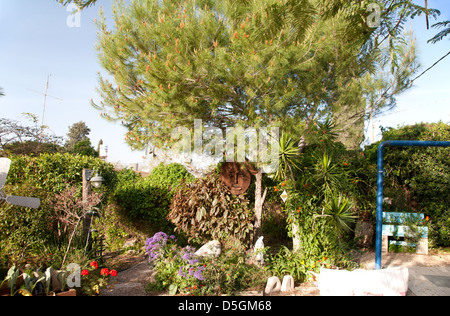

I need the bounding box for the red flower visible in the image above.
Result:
[81,270,89,276]
[90,261,98,270]
[110,270,118,277]
[100,268,110,276]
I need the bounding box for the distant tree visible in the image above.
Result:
[0,87,4,97]
[65,121,91,151]
[65,121,98,157]
[0,116,63,156]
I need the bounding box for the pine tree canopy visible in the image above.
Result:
[92,0,435,151]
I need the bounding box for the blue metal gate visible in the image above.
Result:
[375,140,450,270]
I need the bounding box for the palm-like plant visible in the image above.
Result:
[273,133,300,187]
[322,192,357,234]
[313,153,341,196]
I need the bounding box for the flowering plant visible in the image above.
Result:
[145,232,268,296]
[80,261,118,296]
[145,232,177,262]
[176,246,206,292]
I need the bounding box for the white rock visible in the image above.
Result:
[194,240,222,258]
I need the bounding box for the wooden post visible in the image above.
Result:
[82,169,91,241]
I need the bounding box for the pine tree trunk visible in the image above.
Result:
[254,169,267,243]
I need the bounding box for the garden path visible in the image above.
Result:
[100,260,155,296]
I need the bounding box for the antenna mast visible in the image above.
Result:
[27,74,63,134]
[40,74,63,127]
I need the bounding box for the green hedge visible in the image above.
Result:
[0,155,196,268]
[111,163,194,232]
[0,153,116,268]
[5,153,116,196]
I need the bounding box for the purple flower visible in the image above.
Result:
[178,266,187,278]
[180,246,196,262]
[146,232,171,262]
[194,266,205,281]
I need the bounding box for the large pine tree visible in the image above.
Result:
[92,0,431,152]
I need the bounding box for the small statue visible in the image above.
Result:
[254,236,264,266]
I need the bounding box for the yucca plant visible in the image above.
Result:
[321,192,357,234]
[313,153,341,196]
[272,133,300,187]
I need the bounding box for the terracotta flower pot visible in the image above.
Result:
[48,289,77,297]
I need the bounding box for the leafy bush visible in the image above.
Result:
[111,163,194,232]
[112,178,170,221]
[145,163,195,189]
[0,153,115,268]
[5,153,116,196]
[266,246,338,283]
[167,171,254,247]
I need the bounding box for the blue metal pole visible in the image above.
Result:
[375,141,387,270]
[375,140,450,270]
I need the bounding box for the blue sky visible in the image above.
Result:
[0,0,449,164]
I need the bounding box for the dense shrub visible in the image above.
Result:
[168,171,254,247]
[111,177,170,222]
[5,153,116,196]
[111,163,194,232]
[145,162,194,189]
[0,153,115,268]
